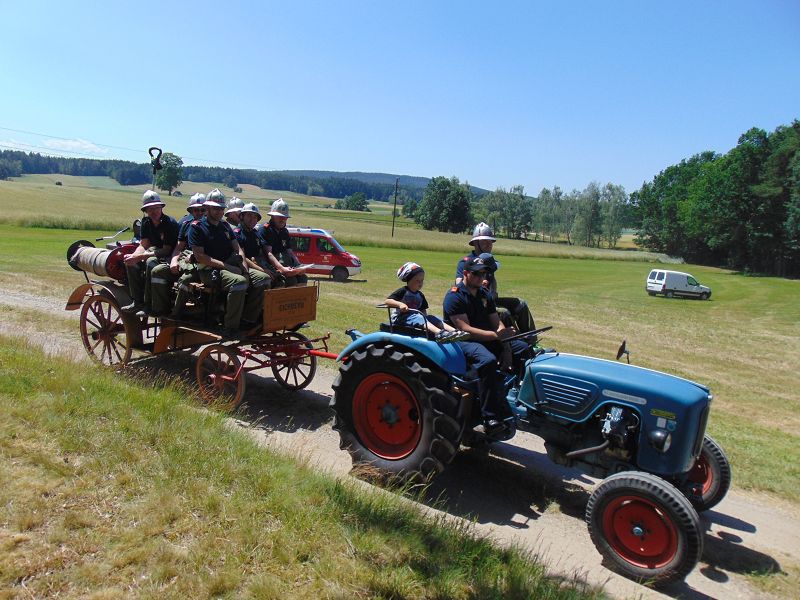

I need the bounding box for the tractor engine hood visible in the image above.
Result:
[520,352,712,475]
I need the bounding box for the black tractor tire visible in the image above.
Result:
[331,343,463,481]
[332,266,349,282]
[682,435,732,512]
[586,471,703,585]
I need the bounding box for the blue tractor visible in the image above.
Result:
[331,320,731,584]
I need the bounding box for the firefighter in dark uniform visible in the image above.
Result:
[444,254,529,433]
[258,198,308,287]
[122,190,179,316]
[225,196,244,227]
[234,202,274,293]
[455,222,534,333]
[166,193,205,318]
[187,189,263,336]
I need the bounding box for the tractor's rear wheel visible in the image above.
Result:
[331,343,462,481]
[682,435,731,511]
[586,471,702,585]
[79,295,133,366]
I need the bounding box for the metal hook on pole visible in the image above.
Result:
[148,146,163,189]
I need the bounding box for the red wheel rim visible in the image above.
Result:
[352,372,422,460]
[602,495,679,568]
[687,453,713,495]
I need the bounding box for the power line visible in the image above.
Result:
[0,126,141,154]
[0,141,111,159]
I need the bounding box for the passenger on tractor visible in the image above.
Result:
[225,196,244,227]
[122,190,180,317]
[444,254,530,433]
[234,203,276,291]
[258,198,309,287]
[455,222,535,333]
[187,189,265,337]
[165,193,206,318]
[385,262,458,339]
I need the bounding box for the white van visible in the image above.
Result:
[646,269,712,300]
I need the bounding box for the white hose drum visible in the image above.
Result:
[73,246,114,276]
[67,241,136,281]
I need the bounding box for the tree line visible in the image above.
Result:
[633,121,799,276]
[0,150,424,202]
[0,150,152,185]
[406,176,635,247]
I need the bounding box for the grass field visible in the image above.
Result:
[0,175,671,261]
[1,175,799,503]
[0,336,600,599]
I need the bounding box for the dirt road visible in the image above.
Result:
[2,289,797,599]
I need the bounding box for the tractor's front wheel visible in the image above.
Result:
[331,343,462,481]
[682,435,731,511]
[586,471,702,585]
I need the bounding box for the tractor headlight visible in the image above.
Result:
[648,429,672,453]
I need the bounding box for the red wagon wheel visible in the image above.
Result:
[270,331,317,391]
[196,344,246,410]
[79,295,133,366]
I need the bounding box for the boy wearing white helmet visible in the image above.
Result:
[258,198,309,287]
[385,262,457,338]
[122,190,180,316]
[454,222,535,334]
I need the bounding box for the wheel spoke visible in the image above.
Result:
[85,315,102,330]
[111,340,123,363]
[90,337,103,353]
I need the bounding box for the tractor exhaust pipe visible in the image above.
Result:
[565,440,610,459]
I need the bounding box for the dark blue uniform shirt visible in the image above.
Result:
[442,283,497,330]
[188,217,236,261]
[258,220,292,256]
[234,226,263,260]
[140,213,179,249]
[177,214,198,244]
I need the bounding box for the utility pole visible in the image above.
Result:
[391,177,399,237]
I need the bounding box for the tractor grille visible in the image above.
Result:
[538,376,597,414]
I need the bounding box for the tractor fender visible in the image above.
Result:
[65,281,132,311]
[337,331,468,375]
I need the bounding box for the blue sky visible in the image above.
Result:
[1,1,798,194]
